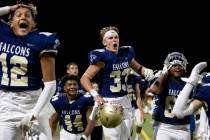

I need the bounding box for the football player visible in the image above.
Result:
[57,62,85,94]
[50,75,94,140]
[148,52,192,140]
[80,26,154,140]
[0,2,60,140]
[127,69,144,140]
[173,62,210,140]
[90,82,103,140]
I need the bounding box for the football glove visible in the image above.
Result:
[16,112,34,129]
[188,62,207,86]
[162,64,172,76]
[143,68,154,81]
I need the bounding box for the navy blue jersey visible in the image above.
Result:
[127,74,141,108]
[0,21,60,91]
[153,78,190,125]
[88,46,135,98]
[51,94,94,134]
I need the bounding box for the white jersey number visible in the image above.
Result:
[110,68,129,93]
[0,53,28,86]
[65,114,84,132]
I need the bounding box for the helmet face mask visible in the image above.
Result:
[99,102,123,128]
[164,52,188,70]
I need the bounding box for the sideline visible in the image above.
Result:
[141,129,151,140]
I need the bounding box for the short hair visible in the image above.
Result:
[66,62,78,70]
[61,74,79,86]
[99,26,119,42]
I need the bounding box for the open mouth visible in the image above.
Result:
[19,22,28,29]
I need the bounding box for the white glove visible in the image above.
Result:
[143,68,154,81]
[162,64,172,76]
[188,62,207,86]
[16,112,34,128]
[154,70,162,78]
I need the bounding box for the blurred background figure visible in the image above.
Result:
[50,75,94,140]
[90,81,103,140]
[127,69,144,140]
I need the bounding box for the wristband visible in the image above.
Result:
[89,89,99,98]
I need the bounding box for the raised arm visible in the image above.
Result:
[0,4,21,17]
[173,62,207,118]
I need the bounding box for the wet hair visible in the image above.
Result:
[99,26,119,42]
[61,74,80,86]
[9,3,37,21]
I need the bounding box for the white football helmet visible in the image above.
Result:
[99,102,123,128]
[164,52,188,70]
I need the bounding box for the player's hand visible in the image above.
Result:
[188,62,207,86]
[16,112,36,129]
[9,4,19,12]
[143,68,154,81]
[162,64,172,76]
[95,95,105,105]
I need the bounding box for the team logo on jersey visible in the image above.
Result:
[54,39,60,49]
[90,54,97,63]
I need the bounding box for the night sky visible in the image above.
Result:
[1,0,209,78]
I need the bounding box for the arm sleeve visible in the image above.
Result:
[32,80,56,117]
[172,83,195,118]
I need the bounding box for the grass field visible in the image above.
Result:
[140,113,153,140]
[131,113,153,140]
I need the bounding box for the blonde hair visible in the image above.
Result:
[99,26,119,42]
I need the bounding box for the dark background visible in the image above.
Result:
[1,0,209,78]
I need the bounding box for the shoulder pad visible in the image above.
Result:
[94,49,105,52]
[202,73,210,83]
[88,49,105,64]
[39,32,61,55]
[120,46,132,49]
[118,46,135,59]
[84,94,92,98]
[39,32,53,36]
